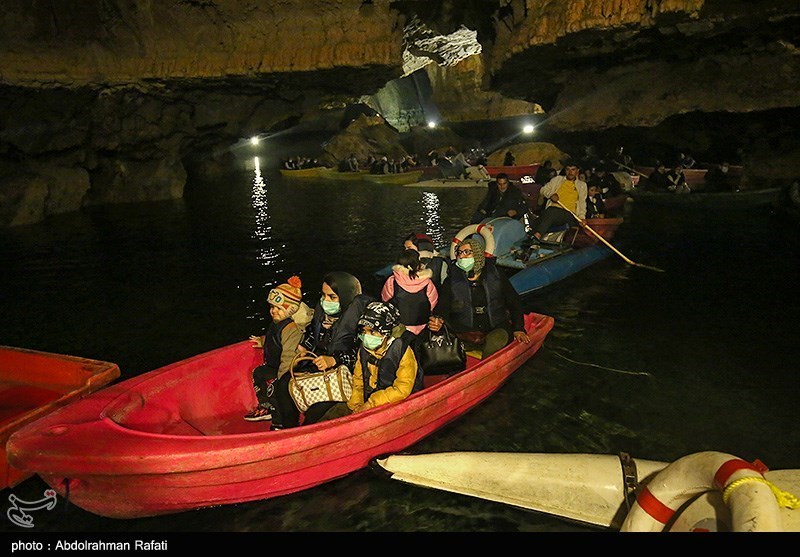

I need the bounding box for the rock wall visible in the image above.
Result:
[0,0,403,86]
[0,0,406,226]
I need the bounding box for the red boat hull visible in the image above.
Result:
[8,313,554,518]
[0,346,120,490]
[484,164,541,181]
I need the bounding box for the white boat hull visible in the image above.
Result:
[374,452,800,531]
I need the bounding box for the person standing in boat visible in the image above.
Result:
[470,173,528,224]
[428,236,529,359]
[381,249,438,336]
[529,161,588,242]
[270,272,374,429]
[244,276,314,422]
[503,150,516,166]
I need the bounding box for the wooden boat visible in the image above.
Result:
[278,166,329,179]
[318,168,370,182]
[629,187,781,209]
[405,177,489,189]
[634,166,709,187]
[7,313,554,518]
[484,164,541,181]
[373,451,800,532]
[0,346,120,490]
[362,170,424,185]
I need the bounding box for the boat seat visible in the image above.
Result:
[541,223,569,244]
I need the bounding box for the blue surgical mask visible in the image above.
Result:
[456,257,475,272]
[321,299,340,315]
[359,332,384,350]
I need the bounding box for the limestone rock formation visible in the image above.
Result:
[487,142,571,167]
[319,114,409,167]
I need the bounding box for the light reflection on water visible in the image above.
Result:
[0,165,798,533]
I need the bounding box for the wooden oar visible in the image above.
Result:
[613,160,648,179]
[553,199,665,272]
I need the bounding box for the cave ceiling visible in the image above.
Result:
[1,0,800,225]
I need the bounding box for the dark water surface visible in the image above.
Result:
[1,155,799,534]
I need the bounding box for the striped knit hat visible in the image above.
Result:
[268,276,303,314]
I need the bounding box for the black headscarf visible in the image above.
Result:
[322,271,363,311]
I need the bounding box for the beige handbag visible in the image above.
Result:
[288,352,354,413]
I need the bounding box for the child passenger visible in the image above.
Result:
[315,301,423,422]
[586,184,606,218]
[244,276,312,422]
[381,249,438,335]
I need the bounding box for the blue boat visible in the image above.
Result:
[506,243,611,295]
[487,217,615,296]
[375,216,620,297]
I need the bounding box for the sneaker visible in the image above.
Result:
[244,407,272,422]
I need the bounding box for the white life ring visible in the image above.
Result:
[620,451,782,532]
[450,223,496,261]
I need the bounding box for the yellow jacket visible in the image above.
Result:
[347,337,418,411]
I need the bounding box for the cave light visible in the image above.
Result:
[427,121,437,129]
[250,136,260,146]
[522,124,534,134]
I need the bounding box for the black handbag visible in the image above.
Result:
[415,324,467,375]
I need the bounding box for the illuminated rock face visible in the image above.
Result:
[1,0,799,225]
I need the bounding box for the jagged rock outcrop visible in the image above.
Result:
[319,114,409,167]
[487,142,571,167]
[426,55,543,123]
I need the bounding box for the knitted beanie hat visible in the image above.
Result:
[462,237,486,276]
[268,276,303,314]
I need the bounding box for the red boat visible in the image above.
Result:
[0,346,120,490]
[484,164,541,181]
[7,313,554,518]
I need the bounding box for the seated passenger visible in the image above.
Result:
[244,276,313,422]
[403,232,449,290]
[535,160,557,185]
[316,302,423,421]
[586,184,606,218]
[588,166,622,197]
[530,161,587,241]
[381,249,438,335]
[704,162,732,192]
[470,173,528,224]
[428,237,529,359]
[666,164,690,194]
[270,271,374,429]
[646,163,670,191]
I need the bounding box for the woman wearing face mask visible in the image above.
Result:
[316,301,423,422]
[270,271,374,429]
[428,236,529,359]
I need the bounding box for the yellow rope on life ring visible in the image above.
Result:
[723,476,800,509]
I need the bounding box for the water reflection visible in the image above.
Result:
[421,192,445,248]
[249,157,282,317]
